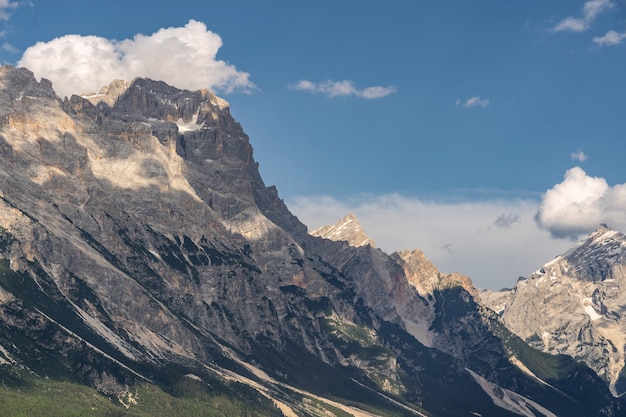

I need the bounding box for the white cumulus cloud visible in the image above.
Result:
[593,30,626,46]
[535,167,626,239]
[18,20,255,98]
[290,79,396,99]
[288,194,572,290]
[553,0,615,32]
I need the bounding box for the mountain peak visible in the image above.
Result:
[310,213,376,248]
[530,224,626,285]
[80,79,130,107]
[587,223,619,242]
[567,223,626,262]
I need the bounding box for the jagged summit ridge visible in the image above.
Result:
[528,224,626,284]
[558,224,626,282]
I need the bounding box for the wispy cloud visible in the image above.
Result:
[290,79,396,99]
[0,0,27,58]
[553,0,615,32]
[18,20,255,98]
[456,96,490,109]
[1,41,17,53]
[0,0,18,21]
[571,149,588,162]
[593,30,626,46]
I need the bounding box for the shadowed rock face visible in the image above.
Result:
[0,65,623,416]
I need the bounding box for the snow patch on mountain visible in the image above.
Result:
[176,109,203,133]
[582,297,603,321]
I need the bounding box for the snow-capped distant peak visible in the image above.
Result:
[535,224,626,283]
[588,224,620,244]
[567,224,626,258]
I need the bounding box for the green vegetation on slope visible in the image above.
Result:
[0,367,283,417]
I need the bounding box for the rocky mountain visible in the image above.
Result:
[482,224,626,397]
[0,64,623,416]
[311,213,376,248]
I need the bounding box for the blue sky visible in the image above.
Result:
[1,1,625,289]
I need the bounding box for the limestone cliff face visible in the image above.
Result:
[0,66,320,365]
[0,65,622,416]
[484,225,626,396]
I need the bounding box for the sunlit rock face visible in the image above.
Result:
[0,65,623,416]
[484,225,626,396]
[311,213,377,248]
[0,65,318,364]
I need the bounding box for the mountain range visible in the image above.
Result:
[0,64,624,416]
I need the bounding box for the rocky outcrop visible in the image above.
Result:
[81,79,130,108]
[311,213,376,248]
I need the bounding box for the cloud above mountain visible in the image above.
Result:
[18,20,254,98]
[536,167,626,239]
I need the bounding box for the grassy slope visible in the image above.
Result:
[0,368,283,417]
